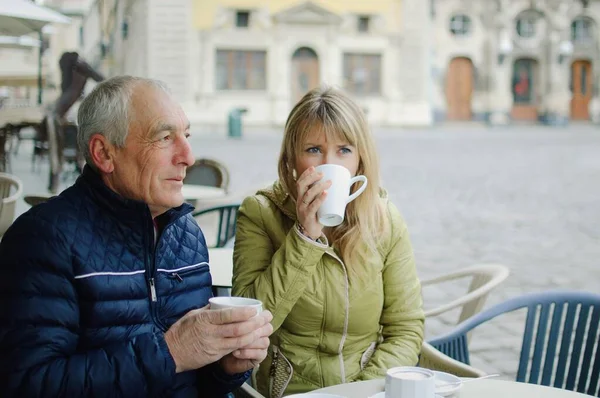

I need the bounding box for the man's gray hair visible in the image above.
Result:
[77,75,170,168]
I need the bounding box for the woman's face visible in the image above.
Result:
[294,127,360,178]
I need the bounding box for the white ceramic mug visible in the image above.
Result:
[385,366,436,398]
[208,297,263,313]
[315,164,368,227]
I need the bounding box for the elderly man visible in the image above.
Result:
[0,76,273,397]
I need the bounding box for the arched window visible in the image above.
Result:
[515,10,541,38]
[571,17,595,44]
[449,14,472,36]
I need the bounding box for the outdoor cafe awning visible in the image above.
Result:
[0,0,70,104]
[0,0,70,37]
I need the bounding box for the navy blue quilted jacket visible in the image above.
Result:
[0,167,248,397]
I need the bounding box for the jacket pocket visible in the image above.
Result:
[159,262,209,282]
[360,342,377,370]
[268,346,293,398]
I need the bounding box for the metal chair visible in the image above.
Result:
[423,263,510,322]
[0,173,23,236]
[192,203,241,248]
[194,204,240,297]
[0,128,9,172]
[184,158,230,193]
[31,119,49,172]
[60,123,82,180]
[428,290,600,396]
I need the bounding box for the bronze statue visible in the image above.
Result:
[44,52,104,192]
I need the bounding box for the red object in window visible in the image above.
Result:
[514,69,529,96]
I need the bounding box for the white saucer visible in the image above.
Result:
[368,393,444,398]
[368,370,461,398]
[286,394,347,398]
[433,370,463,396]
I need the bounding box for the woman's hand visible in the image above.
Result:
[295,166,332,240]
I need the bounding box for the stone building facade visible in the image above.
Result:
[97,0,433,130]
[432,0,600,124]
[74,0,599,129]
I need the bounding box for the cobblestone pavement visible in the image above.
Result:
[10,124,600,379]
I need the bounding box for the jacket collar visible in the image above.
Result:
[74,165,194,224]
[256,180,298,222]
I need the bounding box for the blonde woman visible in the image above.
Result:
[232,85,424,397]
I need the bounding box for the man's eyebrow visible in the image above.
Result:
[152,122,190,135]
[153,123,176,135]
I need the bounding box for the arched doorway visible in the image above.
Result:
[570,60,593,120]
[511,58,539,121]
[291,47,319,104]
[445,57,473,121]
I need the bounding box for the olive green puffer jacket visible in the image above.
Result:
[232,181,424,397]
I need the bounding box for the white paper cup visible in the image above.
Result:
[315,164,368,227]
[209,297,263,313]
[385,366,436,398]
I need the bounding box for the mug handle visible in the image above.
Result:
[346,175,368,204]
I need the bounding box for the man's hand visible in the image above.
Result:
[219,311,273,374]
[164,306,273,373]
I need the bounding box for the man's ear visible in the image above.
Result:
[89,134,116,173]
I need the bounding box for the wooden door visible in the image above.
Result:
[511,58,538,121]
[291,47,319,104]
[570,60,592,120]
[446,57,473,121]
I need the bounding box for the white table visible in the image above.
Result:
[182,185,226,203]
[312,378,591,397]
[208,247,233,288]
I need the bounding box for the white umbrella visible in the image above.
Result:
[0,0,70,104]
[0,0,70,37]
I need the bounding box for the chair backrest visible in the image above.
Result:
[428,290,600,396]
[423,263,510,323]
[418,342,485,378]
[0,128,8,172]
[0,173,23,236]
[192,203,241,248]
[184,158,230,192]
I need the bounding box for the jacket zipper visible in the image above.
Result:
[146,214,194,331]
[325,249,350,384]
[149,278,157,301]
[146,215,168,331]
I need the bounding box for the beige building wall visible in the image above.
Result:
[188,0,432,130]
[433,0,600,124]
[193,0,403,31]
[0,44,42,106]
[77,0,433,130]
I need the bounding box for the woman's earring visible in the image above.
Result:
[292,169,298,181]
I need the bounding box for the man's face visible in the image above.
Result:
[104,84,195,217]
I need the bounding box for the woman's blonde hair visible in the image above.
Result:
[278,85,389,268]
